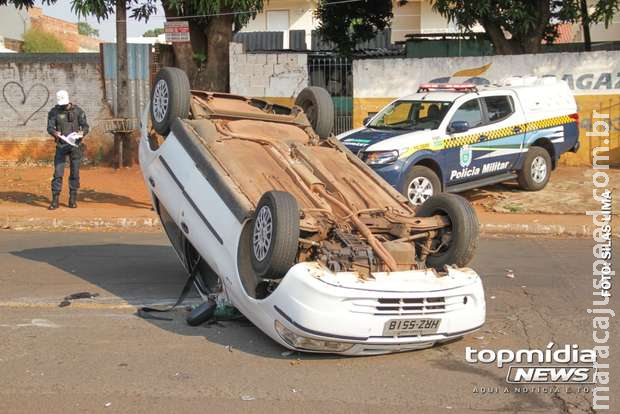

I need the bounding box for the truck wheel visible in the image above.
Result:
[150,67,191,136]
[517,147,551,191]
[401,165,441,206]
[416,193,479,270]
[295,87,334,139]
[250,191,300,279]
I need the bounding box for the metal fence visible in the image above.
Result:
[308,55,353,135]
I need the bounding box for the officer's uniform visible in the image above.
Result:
[47,92,89,209]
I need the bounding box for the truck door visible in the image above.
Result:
[476,93,526,174]
[443,97,488,185]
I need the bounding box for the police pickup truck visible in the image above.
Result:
[338,77,580,205]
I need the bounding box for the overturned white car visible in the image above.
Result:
[139,67,486,355]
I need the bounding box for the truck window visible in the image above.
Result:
[451,99,483,128]
[484,96,514,122]
[369,100,451,130]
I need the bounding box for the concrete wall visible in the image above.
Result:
[229,42,308,106]
[0,5,30,42]
[352,51,620,166]
[0,53,112,162]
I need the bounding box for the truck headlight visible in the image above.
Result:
[362,150,399,165]
[274,320,354,352]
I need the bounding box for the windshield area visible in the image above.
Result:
[368,100,452,130]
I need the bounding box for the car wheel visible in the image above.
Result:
[401,165,441,206]
[295,86,334,139]
[517,147,551,191]
[150,67,191,136]
[416,193,479,270]
[250,191,300,279]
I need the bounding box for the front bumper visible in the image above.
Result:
[264,263,486,355]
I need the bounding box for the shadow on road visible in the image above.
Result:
[0,191,50,208]
[11,243,338,359]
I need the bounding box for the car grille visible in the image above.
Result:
[347,296,467,316]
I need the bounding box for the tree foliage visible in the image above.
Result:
[315,0,402,55]
[431,0,620,54]
[22,28,66,52]
[77,21,99,37]
[143,27,164,37]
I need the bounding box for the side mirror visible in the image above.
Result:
[363,116,372,126]
[449,120,470,133]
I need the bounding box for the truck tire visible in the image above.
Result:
[517,147,551,191]
[150,67,191,136]
[295,87,334,139]
[401,165,441,206]
[416,193,479,270]
[250,191,300,279]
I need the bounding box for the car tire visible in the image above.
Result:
[416,193,479,270]
[517,147,551,191]
[295,86,334,139]
[150,67,191,136]
[401,165,441,206]
[250,191,300,279]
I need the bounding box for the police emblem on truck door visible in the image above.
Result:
[459,145,473,167]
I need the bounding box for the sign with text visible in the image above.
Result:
[164,21,190,43]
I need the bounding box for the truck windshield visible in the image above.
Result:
[368,100,452,130]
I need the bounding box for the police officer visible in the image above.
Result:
[47,90,89,210]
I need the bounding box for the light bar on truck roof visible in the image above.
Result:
[417,83,478,93]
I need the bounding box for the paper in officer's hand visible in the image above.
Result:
[58,132,83,147]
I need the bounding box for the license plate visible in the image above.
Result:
[383,318,441,336]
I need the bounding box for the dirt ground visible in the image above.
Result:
[0,165,616,231]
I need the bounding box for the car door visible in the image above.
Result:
[442,97,488,185]
[476,93,526,174]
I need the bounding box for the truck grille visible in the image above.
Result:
[347,296,467,316]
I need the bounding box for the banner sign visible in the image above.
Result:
[164,21,190,43]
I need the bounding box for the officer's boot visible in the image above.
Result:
[48,193,60,210]
[68,191,78,208]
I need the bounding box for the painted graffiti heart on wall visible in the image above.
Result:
[2,81,51,126]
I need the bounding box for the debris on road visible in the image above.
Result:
[505,269,515,278]
[240,395,256,401]
[58,292,99,307]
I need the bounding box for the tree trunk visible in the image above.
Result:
[115,0,132,167]
[580,0,592,51]
[195,15,234,92]
[115,0,129,118]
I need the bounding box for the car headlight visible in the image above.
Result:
[362,150,399,165]
[274,320,354,352]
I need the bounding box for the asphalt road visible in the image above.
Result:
[0,232,617,413]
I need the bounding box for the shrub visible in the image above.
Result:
[22,28,66,53]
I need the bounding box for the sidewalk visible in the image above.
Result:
[0,165,617,237]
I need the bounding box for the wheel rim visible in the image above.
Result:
[152,79,169,123]
[407,177,434,206]
[253,205,273,262]
[530,155,547,183]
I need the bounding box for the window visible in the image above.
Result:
[451,99,483,128]
[369,100,451,130]
[484,96,514,122]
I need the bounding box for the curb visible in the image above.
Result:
[479,222,601,238]
[2,216,162,232]
[3,215,614,238]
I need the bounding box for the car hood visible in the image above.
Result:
[338,127,410,152]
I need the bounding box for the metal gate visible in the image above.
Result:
[307,55,352,135]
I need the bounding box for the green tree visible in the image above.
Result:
[315,0,402,56]
[143,27,164,37]
[431,0,620,54]
[77,21,99,37]
[22,28,66,52]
